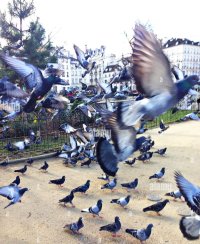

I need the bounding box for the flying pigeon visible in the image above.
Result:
[101,178,117,191]
[72,180,90,194]
[179,215,200,240]
[49,176,65,186]
[0,184,28,208]
[121,178,138,191]
[59,191,75,207]
[149,168,165,180]
[39,161,49,171]
[126,224,153,243]
[175,171,200,215]
[63,217,84,234]
[99,216,121,237]
[14,165,28,174]
[81,199,103,217]
[143,199,169,215]
[117,24,199,127]
[110,195,131,208]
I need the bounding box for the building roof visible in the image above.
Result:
[163,38,200,48]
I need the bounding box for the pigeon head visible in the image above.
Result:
[161,167,165,173]
[126,195,131,201]
[115,216,120,222]
[148,224,154,229]
[19,187,29,195]
[113,178,117,184]
[186,75,199,86]
[62,176,65,180]
[135,178,139,183]
[86,180,90,184]
[163,199,170,204]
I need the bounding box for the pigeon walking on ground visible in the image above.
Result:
[27,158,34,165]
[158,120,169,134]
[175,171,200,215]
[59,191,75,207]
[49,176,65,186]
[0,184,28,208]
[126,224,153,243]
[111,195,131,208]
[101,178,117,191]
[63,217,84,234]
[99,216,121,237]
[179,215,200,240]
[39,161,49,172]
[149,168,165,180]
[154,148,167,156]
[143,199,169,215]
[165,190,182,201]
[11,176,20,186]
[121,178,138,191]
[81,158,92,168]
[137,152,154,163]
[72,180,90,194]
[124,158,136,166]
[14,165,28,174]
[81,199,103,217]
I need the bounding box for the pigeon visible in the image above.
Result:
[81,199,103,217]
[81,158,92,168]
[0,160,9,167]
[154,148,167,156]
[179,215,200,240]
[121,178,138,191]
[124,158,136,166]
[14,165,28,174]
[149,168,165,180]
[126,224,153,243]
[98,174,109,181]
[137,152,154,163]
[63,217,84,234]
[175,171,200,215]
[111,195,131,208]
[11,176,20,186]
[0,184,28,208]
[49,176,65,186]
[13,139,30,150]
[60,123,76,134]
[117,24,199,127]
[72,180,90,194]
[39,161,49,171]
[59,191,75,207]
[158,120,169,134]
[101,178,117,191]
[165,190,182,201]
[99,216,121,237]
[28,129,36,142]
[143,199,169,215]
[27,158,34,165]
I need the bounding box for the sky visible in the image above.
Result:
[1,0,200,57]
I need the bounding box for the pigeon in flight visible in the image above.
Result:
[49,176,65,186]
[175,171,200,215]
[101,178,117,191]
[143,199,169,215]
[179,215,200,240]
[81,199,103,217]
[117,24,199,127]
[99,216,121,237]
[14,165,28,174]
[126,224,153,243]
[63,217,84,234]
[110,195,131,208]
[149,168,165,180]
[59,191,75,207]
[39,161,49,172]
[0,184,28,208]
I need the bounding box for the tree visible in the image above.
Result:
[0,0,58,77]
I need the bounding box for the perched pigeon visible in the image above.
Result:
[49,176,65,186]
[121,178,138,191]
[72,180,90,194]
[143,199,169,215]
[111,195,131,208]
[81,199,103,217]
[14,165,28,174]
[11,176,20,186]
[126,224,153,243]
[165,190,182,201]
[63,217,84,234]
[154,148,167,156]
[99,216,121,237]
[180,215,200,240]
[59,191,75,207]
[0,184,28,208]
[149,168,165,180]
[39,161,49,171]
[117,24,199,127]
[101,178,117,191]
[175,171,200,215]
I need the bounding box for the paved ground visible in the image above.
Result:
[0,120,200,243]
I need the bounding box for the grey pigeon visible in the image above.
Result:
[111,195,131,208]
[99,216,121,237]
[0,184,28,208]
[175,171,200,215]
[81,199,103,217]
[180,215,200,240]
[101,178,117,191]
[149,168,165,180]
[165,190,182,201]
[126,224,153,242]
[63,217,84,233]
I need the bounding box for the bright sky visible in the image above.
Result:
[1,0,200,57]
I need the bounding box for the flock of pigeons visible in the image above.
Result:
[0,23,200,242]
